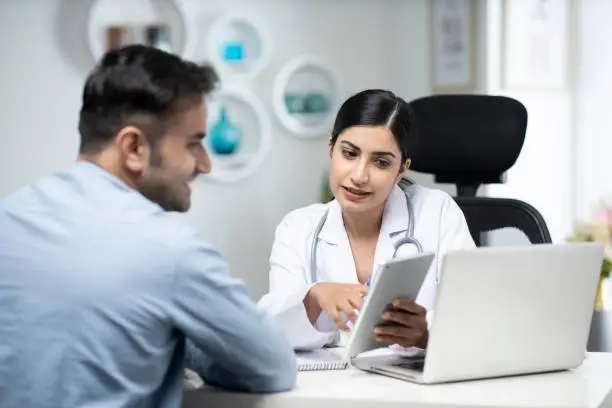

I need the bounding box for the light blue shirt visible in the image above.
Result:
[0,162,297,408]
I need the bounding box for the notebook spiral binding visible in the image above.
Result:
[298,360,349,371]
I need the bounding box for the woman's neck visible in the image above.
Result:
[342,204,385,241]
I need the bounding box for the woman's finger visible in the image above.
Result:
[391,298,427,316]
[381,310,426,330]
[348,291,365,311]
[374,324,421,341]
[338,299,359,323]
[325,303,350,331]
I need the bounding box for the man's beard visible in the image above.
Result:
[136,151,190,212]
[137,168,188,212]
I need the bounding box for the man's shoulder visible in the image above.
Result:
[0,170,59,212]
[153,218,205,249]
[1,163,94,207]
[0,164,205,251]
[116,211,210,260]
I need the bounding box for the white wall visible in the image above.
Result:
[0,0,432,300]
[574,0,612,221]
[483,0,575,246]
[2,0,585,297]
[398,0,490,196]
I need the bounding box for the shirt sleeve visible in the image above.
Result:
[168,229,297,393]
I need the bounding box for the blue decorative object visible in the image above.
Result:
[222,41,244,62]
[284,92,330,114]
[284,92,306,114]
[209,106,242,155]
[305,92,329,113]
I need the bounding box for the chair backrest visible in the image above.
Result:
[454,197,552,246]
[408,94,552,246]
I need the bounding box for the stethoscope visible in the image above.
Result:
[309,184,424,284]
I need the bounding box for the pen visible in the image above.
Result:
[365,275,372,287]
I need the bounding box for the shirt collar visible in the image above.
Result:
[71,161,163,212]
[73,161,133,191]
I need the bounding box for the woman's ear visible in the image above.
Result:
[328,137,333,157]
[396,158,411,183]
[404,158,412,172]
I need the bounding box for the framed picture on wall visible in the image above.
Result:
[502,0,572,90]
[430,0,477,93]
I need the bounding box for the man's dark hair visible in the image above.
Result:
[78,44,219,154]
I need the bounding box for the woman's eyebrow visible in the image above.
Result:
[340,140,396,158]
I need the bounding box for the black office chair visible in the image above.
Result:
[407,94,552,246]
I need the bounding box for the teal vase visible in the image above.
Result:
[209,107,241,155]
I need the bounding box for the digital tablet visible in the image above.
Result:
[346,252,435,361]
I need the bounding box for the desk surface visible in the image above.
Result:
[183,352,612,408]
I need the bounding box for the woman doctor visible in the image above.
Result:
[258,89,475,351]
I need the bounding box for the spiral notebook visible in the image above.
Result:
[296,349,349,371]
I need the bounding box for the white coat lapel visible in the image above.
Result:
[316,200,359,284]
[372,185,410,279]
[315,185,411,284]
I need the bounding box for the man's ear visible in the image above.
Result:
[397,158,411,183]
[115,126,150,174]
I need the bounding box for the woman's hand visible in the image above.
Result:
[375,299,428,348]
[304,282,368,330]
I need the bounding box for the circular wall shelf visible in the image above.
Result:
[201,87,272,183]
[87,0,196,62]
[205,13,268,80]
[273,55,341,139]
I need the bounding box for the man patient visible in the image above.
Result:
[0,44,297,408]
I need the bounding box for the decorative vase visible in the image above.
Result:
[284,93,305,114]
[595,278,610,312]
[304,92,329,114]
[588,278,612,352]
[209,106,242,155]
[222,41,244,62]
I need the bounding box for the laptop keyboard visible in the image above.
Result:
[392,359,425,371]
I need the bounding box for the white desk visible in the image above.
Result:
[183,352,612,408]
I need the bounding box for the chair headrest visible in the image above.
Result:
[408,94,527,185]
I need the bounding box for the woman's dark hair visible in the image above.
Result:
[78,44,219,154]
[330,89,417,165]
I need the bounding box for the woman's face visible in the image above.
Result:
[329,126,409,215]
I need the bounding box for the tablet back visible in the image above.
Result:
[346,252,435,360]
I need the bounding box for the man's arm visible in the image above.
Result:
[169,230,297,393]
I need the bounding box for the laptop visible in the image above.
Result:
[348,242,604,384]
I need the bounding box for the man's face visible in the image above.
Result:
[136,102,211,212]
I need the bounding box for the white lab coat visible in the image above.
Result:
[258,184,475,351]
